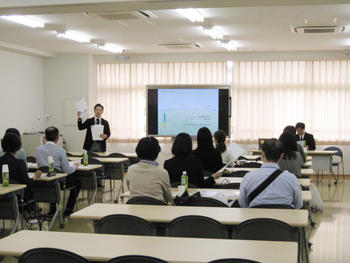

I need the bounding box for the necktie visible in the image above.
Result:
[96,119,100,125]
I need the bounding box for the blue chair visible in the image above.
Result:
[324,146,344,182]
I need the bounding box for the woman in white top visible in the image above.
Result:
[213,130,233,165]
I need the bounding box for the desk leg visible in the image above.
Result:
[114,163,124,203]
[302,227,310,263]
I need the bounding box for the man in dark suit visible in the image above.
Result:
[295,122,316,150]
[77,103,111,152]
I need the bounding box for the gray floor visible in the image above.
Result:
[1,178,350,263]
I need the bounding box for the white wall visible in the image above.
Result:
[43,53,92,151]
[0,49,44,135]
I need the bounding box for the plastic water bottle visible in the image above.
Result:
[83,151,89,166]
[48,156,54,174]
[2,164,9,187]
[181,171,188,191]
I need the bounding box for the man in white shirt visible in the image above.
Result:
[35,127,81,216]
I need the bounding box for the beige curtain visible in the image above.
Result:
[231,60,350,142]
[97,62,227,140]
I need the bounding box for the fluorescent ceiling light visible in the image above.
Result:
[98,43,123,53]
[57,31,91,43]
[220,40,237,51]
[1,15,44,28]
[178,8,204,23]
[202,26,224,39]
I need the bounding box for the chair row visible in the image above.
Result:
[18,247,260,263]
[94,213,298,242]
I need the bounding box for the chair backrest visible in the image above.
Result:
[209,258,260,263]
[31,181,60,203]
[166,215,228,239]
[239,162,262,168]
[218,183,240,189]
[26,156,36,163]
[94,214,156,236]
[107,255,168,263]
[170,182,198,188]
[233,218,297,242]
[230,170,250,177]
[324,146,343,158]
[19,248,89,263]
[185,197,229,207]
[75,171,97,190]
[126,196,167,205]
[0,194,18,220]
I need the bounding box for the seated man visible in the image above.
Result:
[35,127,81,216]
[239,138,303,209]
[295,122,316,150]
[126,136,172,203]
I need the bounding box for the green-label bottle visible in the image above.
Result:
[181,171,188,191]
[2,164,9,187]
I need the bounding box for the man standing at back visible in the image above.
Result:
[239,138,302,209]
[77,103,111,152]
[295,122,316,150]
[35,127,81,216]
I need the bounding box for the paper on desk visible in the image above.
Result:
[91,124,104,141]
[75,98,88,117]
[28,173,47,179]
[69,161,80,168]
[228,142,245,159]
[216,160,233,173]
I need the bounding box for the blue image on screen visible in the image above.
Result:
[158,89,219,136]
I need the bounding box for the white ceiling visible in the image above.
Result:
[0,0,350,56]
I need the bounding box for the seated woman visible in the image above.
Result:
[278,132,303,177]
[0,133,39,202]
[192,127,223,175]
[0,128,27,168]
[164,133,221,187]
[126,136,172,203]
[213,130,233,165]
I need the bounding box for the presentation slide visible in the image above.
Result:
[158,89,219,136]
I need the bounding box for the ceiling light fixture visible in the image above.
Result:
[178,8,205,23]
[219,40,237,51]
[98,43,123,53]
[56,30,91,43]
[202,26,224,39]
[1,15,44,28]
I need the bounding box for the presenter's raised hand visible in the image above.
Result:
[77,111,81,118]
[100,134,107,139]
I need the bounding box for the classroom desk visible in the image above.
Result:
[121,188,312,202]
[0,184,26,234]
[225,167,313,176]
[0,184,26,196]
[27,163,102,172]
[68,152,137,158]
[72,203,308,227]
[0,230,298,263]
[216,177,311,187]
[307,150,338,186]
[28,172,68,181]
[92,157,128,163]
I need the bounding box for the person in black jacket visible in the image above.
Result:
[192,127,224,175]
[164,133,222,187]
[0,133,40,202]
[77,103,111,152]
[295,122,316,150]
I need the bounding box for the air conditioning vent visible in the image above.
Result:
[159,42,201,49]
[292,26,345,34]
[85,10,157,21]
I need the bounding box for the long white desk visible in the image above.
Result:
[307,150,338,186]
[72,203,308,227]
[0,230,297,263]
[121,188,312,202]
[225,167,313,176]
[216,177,311,187]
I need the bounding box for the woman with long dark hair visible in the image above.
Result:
[213,130,233,165]
[192,127,223,174]
[164,132,221,187]
[278,132,303,177]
